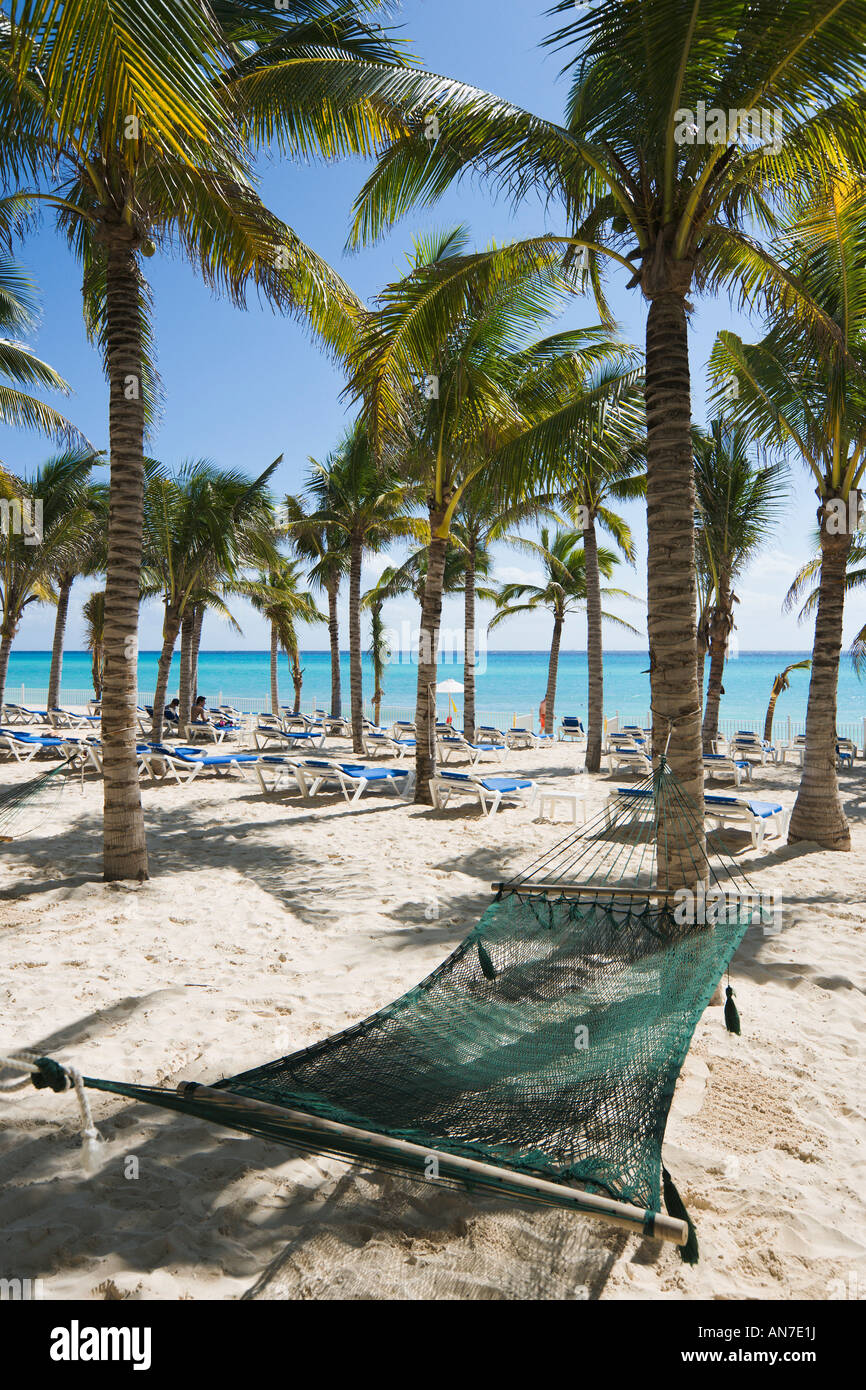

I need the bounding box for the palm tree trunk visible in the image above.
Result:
[763,678,783,744]
[583,516,604,771]
[92,644,103,701]
[102,235,148,880]
[701,575,731,752]
[696,638,707,716]
[463,535,476,738]
[190,603,204,700]
[788,511,851,850]
[150,602,182,745]
[0,624,15,709]
[645,284,705,889]
[371,601,385,726]
[349,531,363,752]
[414,515,448,804]
[47,574,73,711]
[269,621,280,715]
[327,574,341,718]
[290,644,303,714]
[544,613,562,735]
[178,607,194,734]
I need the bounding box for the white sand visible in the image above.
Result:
[1,738,864,1301]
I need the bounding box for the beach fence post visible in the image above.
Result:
[787,715,791,744]
[862,717,866,756]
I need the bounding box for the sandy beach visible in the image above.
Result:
[1,737,863,1301]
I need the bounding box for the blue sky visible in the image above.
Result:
[0,0,847,655]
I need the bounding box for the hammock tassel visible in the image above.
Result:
[724,985,741,1036]
[663,1166,699,1265]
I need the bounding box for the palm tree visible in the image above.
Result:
[1,1,401,878]
[284,487,351,721]
[709,179,866,849]
[0,452,96,705]
[82,589,106,701]
[46,474,108,710]
[764,659,811,744]
[787,534,866,674]
[693,422,785,752]
[234,562,324,716]
[361,575,396,727]
[348,0,866,879]
[349,227,628,799]
[294,427,419,752]
[489,528,639,735]
[143,459,279,742]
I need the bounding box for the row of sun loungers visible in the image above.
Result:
[606,787,788,851]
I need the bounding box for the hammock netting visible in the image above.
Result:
[76,761,763,1247]
[0,760,70,836]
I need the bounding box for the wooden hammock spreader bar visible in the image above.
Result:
[176,1081,688,1246]
[493,882,681,900]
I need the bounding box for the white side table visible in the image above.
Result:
[534,787,587,826]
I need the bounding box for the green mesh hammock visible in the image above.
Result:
[33,761,765,1260]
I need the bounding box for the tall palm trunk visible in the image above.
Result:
[92,643,104,700]
[0,621,16,709]
[190,603,204,701]
[763,681,783,745]
[349,530,363,751]
[150,601,182,744]
[414,514,448,804]
[583,515,604,771]
[269,621,280,715]
[289,644,303,714]
[644,282,705,889]
[327,575,342,718]
[47,573,73,710]
[788,507,851,849]
[544,611,563,735]
[178,607,195,733]
[371,600,385,726]
[463,534,476,738]
[701,572,732,752]
[102,236,148,881]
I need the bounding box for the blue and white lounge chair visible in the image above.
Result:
[558,716,585,741]
[504,726,536,750]
[292,758,412,803]
[430,770,537,817]
[730,731,775,765]
[48,707,101,731]
[142,744,261,784]
[436,733,501,766]
[363,730,416,759]
[606,786,786,850]
[604,739,653,776]
[702,753,753,786]
[473,725,507,749]
[254,724,326,751]
[0,729,68,761]
[253,754,305,796]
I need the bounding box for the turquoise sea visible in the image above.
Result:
[5,648,862,730]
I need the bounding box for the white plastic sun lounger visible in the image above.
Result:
[252,754,305,796]
[47,707,101,731]
[702,753,753,786]
[292,758,413,803]
[558,717,585,742]
[60,737,150,777]
[436,734,501,766]
[254,725,326,751]
[142,744,261,785]
[604,743,653,776]
[362,731,416,759]
[0,729,68,761]
[473,725,507,748]
[430,771,537,817]
[607,787,786,851]
[504,726,536,750]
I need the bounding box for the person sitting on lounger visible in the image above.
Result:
[191,695,208,723]
[164,698,180,724]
